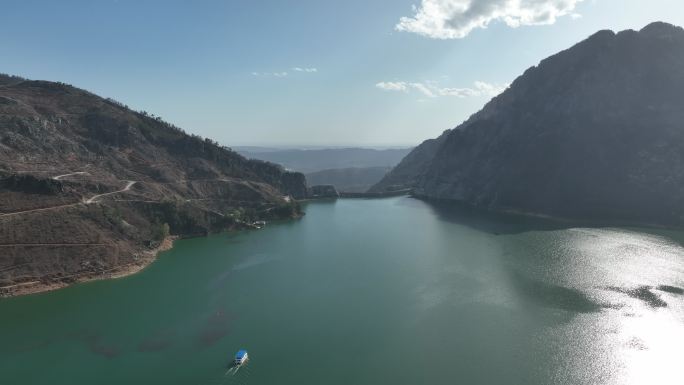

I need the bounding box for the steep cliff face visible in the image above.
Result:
[0,75,306,295]
[378,22,684,226]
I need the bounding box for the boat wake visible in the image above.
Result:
[206,364,251,385]
[219,357,252,385]
[225,364,241,376]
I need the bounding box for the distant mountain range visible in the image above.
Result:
[305,166,392,193]
[237,147,412,173]
[0,75,305,296]
[372,22,684,227]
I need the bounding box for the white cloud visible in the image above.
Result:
[396,0,584,39]
[410,82,437,97]
[252,67,318,77]
[376,81,409,92]
[252,71,289,77]
[292,67,318,73]
[376,80,508,98]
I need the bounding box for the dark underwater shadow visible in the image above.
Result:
[507,270,605,314]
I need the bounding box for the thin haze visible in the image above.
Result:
[1,0,683,146]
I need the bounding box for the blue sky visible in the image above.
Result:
[2,0,683,146]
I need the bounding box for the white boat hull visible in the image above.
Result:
[235,354,248,365]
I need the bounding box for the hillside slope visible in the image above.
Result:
[373,22,684,226]
[0,75,306,296]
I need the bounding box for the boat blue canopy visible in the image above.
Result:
[235,350,247,359]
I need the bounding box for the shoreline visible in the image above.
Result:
[0,236,178,299]
[339,189,412,198]
[0,213,302,299]
[5,195,679,299]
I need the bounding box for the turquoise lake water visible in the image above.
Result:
[1,197,684,384]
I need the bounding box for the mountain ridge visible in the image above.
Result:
[0,75,306,296]
[371,21,684,226]
[238,147,412,173]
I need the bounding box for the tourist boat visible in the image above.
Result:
[234,350,248,366]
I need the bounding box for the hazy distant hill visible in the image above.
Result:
[237,147,412,173]
[306,167,391,193]
[369,132,450,193]
[372,22,684,226]
[0,75,305,296]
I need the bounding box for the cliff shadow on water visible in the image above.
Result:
[412,197,593,235]
[413,195,684,241]
[409,195,684,317]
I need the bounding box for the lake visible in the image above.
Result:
[1,197,683,385]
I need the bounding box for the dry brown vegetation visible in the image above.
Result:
[0,75,306,296]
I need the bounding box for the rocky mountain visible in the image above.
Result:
[372,22,684,226]
[0,75,306,296]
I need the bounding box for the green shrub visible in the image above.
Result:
[151,222,170,241]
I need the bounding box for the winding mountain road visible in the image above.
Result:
[85,181,136,204]
[0,181,138,218]
[52,171,89,180]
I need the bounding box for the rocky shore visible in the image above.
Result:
[0,236,177,298]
